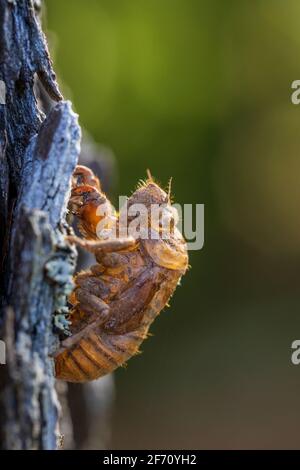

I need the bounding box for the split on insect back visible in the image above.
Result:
[53,165,189,382]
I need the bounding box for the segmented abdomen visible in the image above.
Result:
[55,326,147,382]
[54,268,181,382]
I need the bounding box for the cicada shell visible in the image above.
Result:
[54,166,188,382]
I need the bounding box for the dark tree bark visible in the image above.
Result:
[0,0,81,449]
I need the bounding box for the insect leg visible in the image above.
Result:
[97,252,125,268]
[66,235,136,253]
[69,165,115,240]
[75,287,110,323]
[73,165,101,190]
[75,274,111,301]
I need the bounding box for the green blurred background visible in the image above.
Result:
[46,0,300,449]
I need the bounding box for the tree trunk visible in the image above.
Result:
[0,0,81,449]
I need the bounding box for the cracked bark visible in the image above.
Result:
[0,0,81,449]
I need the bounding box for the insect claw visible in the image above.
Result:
[73,165,101,189]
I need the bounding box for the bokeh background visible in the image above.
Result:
[46,0,300,449]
